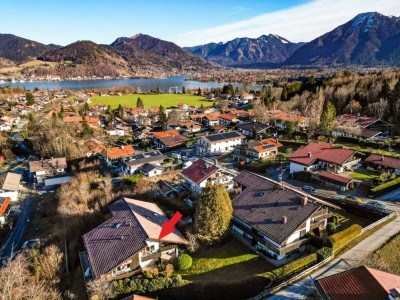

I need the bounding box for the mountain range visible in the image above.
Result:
[0,12,399,77]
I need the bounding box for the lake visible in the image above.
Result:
[0,75,255,92]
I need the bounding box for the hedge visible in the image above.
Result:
[260,253,318,281]
[329,224,362,252]
[370,177,400,197]
[316,247,333,262]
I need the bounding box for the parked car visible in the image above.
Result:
[366,201,388,210]
[21,239,40,250]
[344,195,362,203]
[302,185,316,194]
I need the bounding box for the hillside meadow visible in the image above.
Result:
[90,93,212,109]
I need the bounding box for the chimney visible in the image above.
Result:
[121,145,124,149]
[301,196,308,206]
[308,152,312,158]
[282,216,287,224]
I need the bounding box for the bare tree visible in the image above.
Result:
[87,277,115,300]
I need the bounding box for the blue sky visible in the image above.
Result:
[1,0,400,46]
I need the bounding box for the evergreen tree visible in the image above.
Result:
[136,97,144,109]
[81,117,93,136]
[26,92,35,106]
[117,104,124,118]
[182,86,186,94]
[197,87,202,96]
[320,100,336,134]
[194,184,233,245]
[380,78,391,100]
[83,102,90,114]
[156,86,161,94]
[281,86,288,101]
[222,84,234,96]
[158,105,167,123]
[252,126,258,140]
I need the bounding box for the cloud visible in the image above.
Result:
[175,0,400,46]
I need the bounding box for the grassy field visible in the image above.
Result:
[365,232,400,275]
[90,93,211,109]
[178,238,274,281]
[349,169,380,180]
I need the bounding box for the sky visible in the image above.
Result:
[1,0,400,47]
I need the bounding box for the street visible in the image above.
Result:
[265,200,400,299]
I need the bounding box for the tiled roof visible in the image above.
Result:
[157,134,189,148]
[152,130,180,138]
[107,145,135,159]
[318,171,353,186]
[124,151,164,167]
[314,266,400,300]
[268,110,308,123]
[337,114,380,128]
[237,122,269,132]
[359,128,381,138]
[29,157,67,173]
[63,116,99,124]
[365,154,400,170]
[251,138,283,153]
[289,142,356,166]
[181,159,218,185]
[83,198,187,279]
[233,171,320,245]
[219,114,236,121]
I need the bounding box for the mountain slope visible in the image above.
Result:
[38,41,131,77]
[285,12,400,66]
[111,34,217,75]
[0,34,60,62]
[185,34,303,66]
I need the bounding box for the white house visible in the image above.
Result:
[0,172,21,201]
[28,157,70,186]
[197,131,244,155]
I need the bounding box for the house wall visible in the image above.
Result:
[289,162,315,174]
[199,137,243,154]
[0,190,19,202]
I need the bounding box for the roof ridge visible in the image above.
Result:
[121,197,151,240]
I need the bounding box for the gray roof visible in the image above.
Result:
[237,122,269,132]
[140,163,159,173]
[202,131,244,143]
[233,171,321,245]
[124,151,164,167]
[83,198,186,279]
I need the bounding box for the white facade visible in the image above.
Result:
[0,190,19,202]
[198,136,243,155]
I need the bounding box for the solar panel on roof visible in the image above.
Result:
[262,144,275,149]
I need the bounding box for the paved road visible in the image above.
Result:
[266,201,400,299]
[0,171,34,262]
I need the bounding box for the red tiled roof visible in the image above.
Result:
[318,171,353,186]
[181,159,218,185]
[63,116,99,125]
[107,145,135,159]
[365,154,400,170]
[152,130,179,138]
[289,142,356,166]
[314,266,400,300]
[269,110,308,123]
[0,197,10,215]
[158,134,189,148]
[219,114,236,121]
[252,138,283,153]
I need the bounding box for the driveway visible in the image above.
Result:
[266,202,400,299]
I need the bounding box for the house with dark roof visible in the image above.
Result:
[81,198,187,281]
[122,151,165,175]
[237,122,270,138]
[232,171,329,260]
[364,154,400,175]
[181,158,237,194]
[197,131,244,156]
[289,142,360,174]
[332,114,394,141]
[314,265,400,300]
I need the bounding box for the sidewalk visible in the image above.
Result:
[266,205,400,299]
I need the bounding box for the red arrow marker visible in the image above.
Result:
[158,211,182,240]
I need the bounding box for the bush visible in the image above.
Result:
[316,247,333,262]
[175,254,193,271]
[143,269,153,279]
[329,224,362,252]
[327,222,336,234]
[370,177,400,197]
[291,171,312,182]
[260,253,317,282]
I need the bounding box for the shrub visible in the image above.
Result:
[327,222,336,234]
[329,224,362,252]
[291,171,312,182]
[371,177,400,197]
[260,253,317,282]
[316,247,333,262]
[175,254,193,271]
[143,269,153,279]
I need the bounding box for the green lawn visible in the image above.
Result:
[349,169,380,180]
[334,143,400,158]
[178,238,274,281]
[330,209,373,230]
[90,93,211,109]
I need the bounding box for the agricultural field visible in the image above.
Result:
[90,93,212,109]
